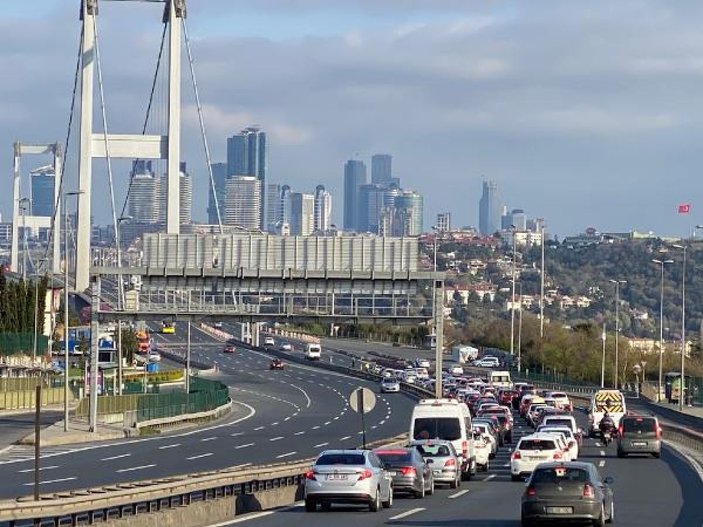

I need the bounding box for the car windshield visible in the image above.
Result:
[545,418,573,428]
[519,439,557,451]
[532,467,589,483]
[376,451,412,464]
[415,443,452,457]
[413,417,462,441]
[316,453,366,465]
[622,418,657,433]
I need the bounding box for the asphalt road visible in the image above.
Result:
[0,325,415,499]
[0,411,63,451]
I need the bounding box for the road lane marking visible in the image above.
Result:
[23,477,76,486]
[230,432,244,437]
[483,474,496,481]
[294,431,305,436]
[269,436,284,442]
[314,442,329,448]
[159,443,181,450]
[101,453,131,461]
[324,421,331,426]
[18,465,59,473]
[200,437,217,442]
[448,489,469,499]
[600,450,605,456]
[271,422,279,426]
[389,508,425,520]
[187,453,214,461]
[595,442,601,447]
[340,436,351,441]
[598,460,605,467]
[235,443,255,449]
[116,464,156,473]
[276,451,296,459]
[312,425,320,430]
[284,417,291,421]
[254,426,265,431]
[207,502,305,525]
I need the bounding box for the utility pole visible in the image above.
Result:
[540,225,545,339]
[510,226,517,357]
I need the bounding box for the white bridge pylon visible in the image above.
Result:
[76,0,186,291]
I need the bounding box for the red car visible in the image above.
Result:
[270,359,285,370]
[223,344,235,353]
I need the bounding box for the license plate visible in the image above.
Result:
[546,507,573,514]
[387,471,397,476]
[326,474,348,481]
[433,470,442,476]
[632,441,647,447]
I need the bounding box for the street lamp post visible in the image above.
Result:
[517,282,523,373]
[652,258,673,402]
[608,279,627,389]
[431,226,439,272]
[63,190,83,432]
[115,216,131,396]
[540,225,545,339]
[19,197,30,281]
[672,244,687,410]
[600,322,606,388]
[510,226,517,358]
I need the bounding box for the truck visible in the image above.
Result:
[588,389,627,437]
[452,345,479,364]
[488,370,512,388]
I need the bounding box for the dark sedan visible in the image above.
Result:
[270,358,285,370]
[521,462,614,527]
[374,448,434,499]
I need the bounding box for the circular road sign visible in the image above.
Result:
[349,387,376,414]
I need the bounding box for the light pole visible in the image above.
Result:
[540,225,545,339]
[63,190,83,432]
[510,226,517,358]
[608,279,627,389]
[19,197,30,281]
[600,322,606,388]
[517,282,523,372]
[431,225,439,272]
[672,244,687,410]
[115,216,131,396]
[652,258,673,402]
[32,258,49,361]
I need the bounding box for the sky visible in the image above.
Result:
[2,0,703,237]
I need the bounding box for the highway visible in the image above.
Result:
[0,325,415,499]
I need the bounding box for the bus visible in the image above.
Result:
[161,321,176,334]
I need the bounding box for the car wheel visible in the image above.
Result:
[427,476,435,496]
[369,488,381,512]
[606,500,614,523]
[415,480,426,499]
[382,485,393,509]
[593,504,605,527]
[617,449,625,458]
[305,498,316,512]
[521,518,536,527]
[652,451,661,458]
[511,474,522,482]
[320,501,331,512]
[449,476,458,489]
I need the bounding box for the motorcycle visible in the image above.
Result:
[602,429,612,446]
[600,420,616,446]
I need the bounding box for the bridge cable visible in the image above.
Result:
[183,19,223,233]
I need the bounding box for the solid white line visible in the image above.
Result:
[159,443,181,450]
[598,460,606,467]
[340,435,351,441]
[187,453,214,461]
[276,451,296,459]
[448,489,469,499]
[483,474,496,481]
[116,464,156,473]
[23,477,76,486]
[200,437,217,442]
[269,436,284,442]
[101,453,131,461]
[235,443,255,449]
[18,465,59,473]
[314,442,329,448]
[389,508,425,520]
[206,502,305,526]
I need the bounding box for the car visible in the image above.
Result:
[223,344,235,354]
[147,350,161,363]
[380,377,401,393]
[264,336,275,347]
[536,426,579,460]
[409,439,462,489]
[471,429,491,472]
[213,321,223,329]
[475,357,500,368]
[449,365,464,377]
[511,434,567,481]
[269,358,285,370]
[415,358,431,369]
[473,422,498,458]
[374,447,434,498]
[617,415,662,458]
[304,449,393,512]
[280,343,293,352]
[541,415,583,445]
[546,391,573,412]
[521,462,615,526]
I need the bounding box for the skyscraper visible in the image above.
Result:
[265,183,282,232]
[358,184,386,234]
[207,162,227,225]
[127,160,159,223]
[393,190,424,236]
[478,180,501,235]
[224,176,261,230]
[29,167,55,217]
[290,192,315,236]
[158,162,192,225]
[227,126,266,229]
[343,159,367,231]
[313,184,332,232]
[280,184,292,226]
[371,154,392,186]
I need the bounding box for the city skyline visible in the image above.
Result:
[0,2,702,238]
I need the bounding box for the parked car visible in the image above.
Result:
[374,447,434,498]
[408,439,461,489]
[380,377,401,393]
[304,450,393,512]
[269,358,285,370]
[617,415,662,458]
[521,462,614,526]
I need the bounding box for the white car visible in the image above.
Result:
[536,426,579,460]
[147,350,161,363]
[380,377,401,393]
[264,336,275,347]
[510,433,566,481]
[546,391,573,411]
[449,365,464,377]
[476,357,500,368]
[472,429,491,471]
[280,343,293,351]
[415,358,431,369]
[472,423,498,458]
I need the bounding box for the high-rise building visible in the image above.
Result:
[29,167,56,217]
[207,162,227,225]
[371,154,392,186]
[478,180,501,235]
[393,190,424,236]
[227,126,267,228]
[265,183,282,232]
[343,159,367,231]
[358,184,386,234]
[127,160,159,224]
[157,162,192,225]
[290,192,315,236]
[280,184,292,226]
[224,176,261,230]
[313,184,332,232]
[436,212,451,232]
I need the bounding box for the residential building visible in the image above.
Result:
[30,167,55,217]
[371,154,392,186]
[313,184,332,232]
[224,176,261,230]
[290,192,315,236]
[343,159,367,231]
[227,126,266,228]
[207,162,227,225]
[127,160,159,224]
[157,162,192,225]
[478,180,501,235]
[436,212,451,232]
[503,229,543,248]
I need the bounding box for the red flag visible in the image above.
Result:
[678,204,691,214]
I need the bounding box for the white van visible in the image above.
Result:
[409,398,476,479]
[488,370,512,388]
[304,343,322,361]
[588,389,626,436]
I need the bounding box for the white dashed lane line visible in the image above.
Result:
[254,426,265,431]
[276,452,296,459]
[340,436,351,441]
[23,477,76,486]
[235,443,255,450]
[314,443,329,448]
[269,437,284,442]
[294,431,306,436]
[101,453,131,462]
[448,489,469,499]
[200,437,217,442]
[159,443,181,450]
[389,508,425,520]
[598,460,606,467]
[187,453,214,461]
[18,465,59,473]
[116,464,156,473]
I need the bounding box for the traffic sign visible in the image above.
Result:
[349,387,376,414]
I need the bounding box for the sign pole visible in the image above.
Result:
[34,385,41,500]
[358,389,367,449]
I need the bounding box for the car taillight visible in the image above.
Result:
[357,469,373,480]
[526,486,537,497]
[656,426,663,440]
[568,441,576,448]
[400,466,417,476]
[583,483,595,498]
[305,470,317,481]
[553,452,563,460]
[618,425,624,437]
[444,458,457,467]
[511,451,521,460]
